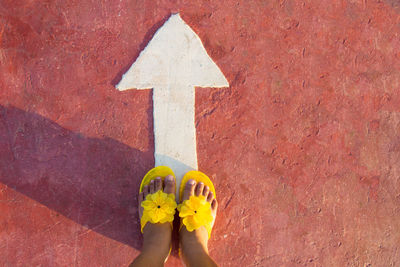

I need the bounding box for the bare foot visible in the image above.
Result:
[137,175,176,263]
[179,179,218,264]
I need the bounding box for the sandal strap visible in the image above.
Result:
[140,190,177,233]
[177,195,214,238]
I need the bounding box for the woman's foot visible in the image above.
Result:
[179,179,218,266]
[137,175,175,263]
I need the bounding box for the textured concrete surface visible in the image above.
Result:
[1,1,400,266]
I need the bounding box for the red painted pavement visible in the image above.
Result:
[1,1,400,266]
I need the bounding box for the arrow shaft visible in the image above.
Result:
[153,85,198,188]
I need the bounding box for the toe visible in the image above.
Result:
[182,179,196,201]
[207,191,214,202]
[149,180,155,194]
[138,192,144,203]
[138,192,145,218]
[202,185,209,197]
[155,177,162,192]
[211,199,218,211]
[164,175,175,195]
[195,182,204,196]
[143,185,149,198]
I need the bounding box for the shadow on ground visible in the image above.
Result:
[0,105,154,251]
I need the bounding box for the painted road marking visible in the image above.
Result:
[116,13,229,191]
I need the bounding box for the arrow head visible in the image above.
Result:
[116,13,229,90]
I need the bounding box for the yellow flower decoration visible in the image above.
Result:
[178,195,213,236]
[140,190,177,232]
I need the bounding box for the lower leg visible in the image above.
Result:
[180,228,218,267]
[130,222,171,267]
[179,180,219,267]
[131,176,176,266]
[130,251,164,267]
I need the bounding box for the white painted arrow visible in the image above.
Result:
[116,13,229,190]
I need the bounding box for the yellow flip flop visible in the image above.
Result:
[177,170,216,239]
[139,166,177,233]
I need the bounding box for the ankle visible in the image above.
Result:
[179,238,219,267]
[180,240,208,257]
[179,227,209,254]
[142,238,170,254]
[141,223,171,261]
[131,251,165,267]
